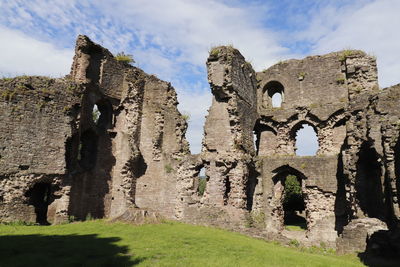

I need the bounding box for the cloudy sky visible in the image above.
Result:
[1,0,399,154]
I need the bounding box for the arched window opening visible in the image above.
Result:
[264,81,284,108]
[294,123,319,156]
[271,92,282,107]
[356,142,385,219]
[25,183,51,225]
[197,167,207,196]
[92,99,113,129]
[283,175,306,230]
[78,129,98,170]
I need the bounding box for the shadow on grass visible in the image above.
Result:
[0,234,144,267]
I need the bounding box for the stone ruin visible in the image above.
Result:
[1,35,400,256]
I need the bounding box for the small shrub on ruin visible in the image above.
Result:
[68,216,76,223]
[165,164,173,173]
[297,72,306,80]
[209,47,220,57]
[289,239,300,247]
[336,77,345,84]
[85,213,94,221]
[244,214,254,228]
[115,52,135,64]
[181,112,190,122]
[339,49,354,62]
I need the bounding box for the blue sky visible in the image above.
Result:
[1,0,399,154]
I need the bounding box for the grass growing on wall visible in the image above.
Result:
[0,220,364,267]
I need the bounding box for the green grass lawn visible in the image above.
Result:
[0,220,365,267]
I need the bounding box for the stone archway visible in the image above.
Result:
[270,165,308,232]
[263,81,284,108]
[291,121,319,156]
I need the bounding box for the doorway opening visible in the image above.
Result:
[356,142,385,219]
[25,183,51,225]
[283,174,307,230]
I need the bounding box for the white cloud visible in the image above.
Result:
[303,0,400,87]
[96,0,289,71]
[0,26,73,77]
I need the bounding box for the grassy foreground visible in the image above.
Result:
[0,220,364,267]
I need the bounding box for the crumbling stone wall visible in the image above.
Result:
[0,76,83,224]
[252,50,399,252]
[176,46,258,226]
[0,35,189,224]
[68,35,190,219]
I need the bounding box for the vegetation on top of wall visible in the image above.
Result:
[339,50,355,62]
[209,47,221,57]
[115,52,135,64]
[209,44,236,58]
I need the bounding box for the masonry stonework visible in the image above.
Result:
[1,36,399,257]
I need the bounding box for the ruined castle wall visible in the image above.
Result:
[69,35,189,219]
[0,76,83,223]
[134,76,190,218]
[342,84,400,225]
[260,156,339,244]
[252,51,380,248]
[2,35,399,255]
[176,46,258,226]
[257,52,348,114]
[68,35,123,219]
